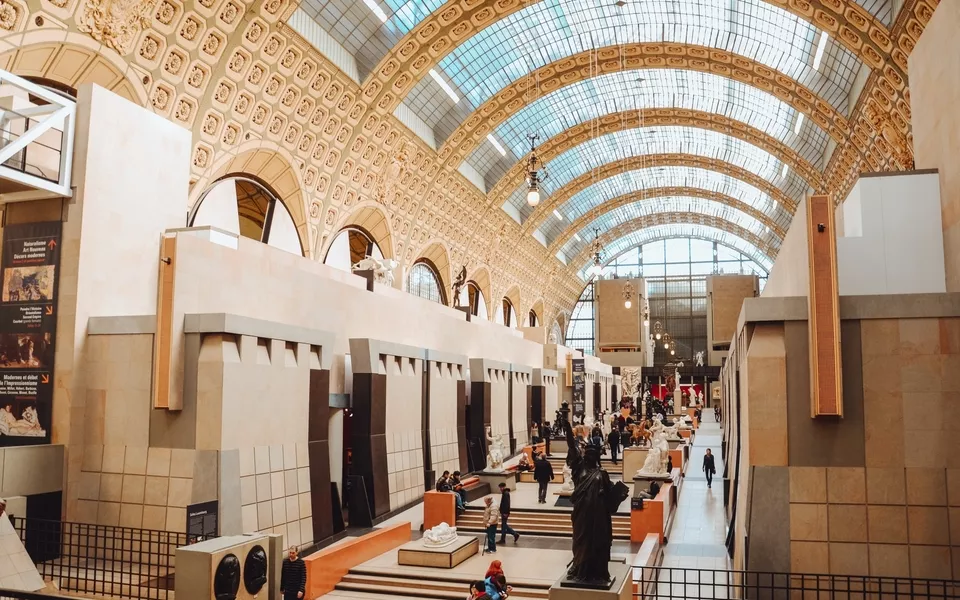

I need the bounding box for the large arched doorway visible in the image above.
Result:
[496,297,517,328]
[323,227,384,273]
[460,281,488,319]
[191,176,304,256]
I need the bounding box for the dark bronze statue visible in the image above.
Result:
[451,265,467,307]
[563,417,629,587]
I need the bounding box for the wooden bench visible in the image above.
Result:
[460,476,491,502]
[304,521,410,598]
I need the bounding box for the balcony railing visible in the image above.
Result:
[0,70,76,201]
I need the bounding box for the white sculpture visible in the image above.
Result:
[485,426,506,472]
[695,351,704,367]
[548,330,558,344]
[422,522,459,548]
[636,446,666,476]
[561,463,575,492]
[664,421,682,439]
[351,256,399,286]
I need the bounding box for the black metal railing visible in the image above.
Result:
[634,567,959,600]
[12,517,192,600]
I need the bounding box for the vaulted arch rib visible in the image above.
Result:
[549,189,784,254]
[521,154,798,237]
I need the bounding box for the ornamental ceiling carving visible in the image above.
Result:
[0,0,940,324]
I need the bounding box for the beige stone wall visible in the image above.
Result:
[490,368,510,440]
[707,275,758,347]
[237,443,312,548]
[428,361,462,478]
[596,278,643,348]
[911,2,960,292]
[385,356,424,511]
[511,371,530,448]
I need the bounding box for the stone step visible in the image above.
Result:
[342,570,549,598]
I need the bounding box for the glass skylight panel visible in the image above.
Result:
[504,127,808,216]
[575,224,773,279]
[404,0,863,134]
[465,69,829,183]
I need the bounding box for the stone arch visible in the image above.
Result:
[499,284,522,327]
[469,265,493,319]
[193,144,311,258]
[333,203,397,260]
[530,299,545,328]
[0,36,149,106]
[413,239,453,301]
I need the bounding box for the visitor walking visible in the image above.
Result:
[540,421,552,456]
[533,452,554,504]
[498,483,520,544]
[607,428,620,464]
[703,448,716,489]
[482,496,499,554]
[279,546,306,600]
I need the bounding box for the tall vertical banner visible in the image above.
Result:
[0,222,61,446]
[571,358,585,418]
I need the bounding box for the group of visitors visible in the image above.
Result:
[466,560,513,599]
[436,470,467,513]
[482,483,520,554]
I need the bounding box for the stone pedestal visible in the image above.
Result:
[622,447,648,479]
[478,470,518,491]
[397,537,478,568]
[672,389,683,415]
[549,561,631,600]
[667,438,684,450]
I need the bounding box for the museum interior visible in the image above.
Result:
[0,0,956,598]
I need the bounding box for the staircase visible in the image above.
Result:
[454,506,631,540]
[546,456,623,476]
[335,567,551,599]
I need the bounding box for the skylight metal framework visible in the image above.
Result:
[465,68,831,184]
[574,224,775,279]
[505,126,809,223]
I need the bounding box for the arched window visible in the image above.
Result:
[528,310,538,327]
[323,227,384,273]
[497,298,517,328]
[406,260,446,304]
[462,281,487,319]
[191,176,304,256]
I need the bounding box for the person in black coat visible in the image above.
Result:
[540,421,552,457]
[607,429,621,464]
[703,448,716,488]
[279,547,306,600]
[533,453,555,504]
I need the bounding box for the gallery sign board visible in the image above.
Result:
[572,358,585,418]
[0,222,61,446]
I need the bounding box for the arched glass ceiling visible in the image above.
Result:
[559,198,778,259]
[406,0,863,135]
[575,223,774,279]
[507,126,808,221]
[467,69,829,184]
[537,165,793,244]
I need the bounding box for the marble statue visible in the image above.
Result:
[695,351,704,367]
[664,421,682,440]
[636,446,666,476]
[548,330,558,344]
[561,463,575,492]
[562,418,629,586]
[351,257,398,286]
[485,426,506,472]
[422,522,459,548]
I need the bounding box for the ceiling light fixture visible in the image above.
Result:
[622,280,634,309]
[812,31,829,71]
[553,209,563,221]
[587,229,604,278]
[794,113,804,135]
[574,233,582,242]
[525,133,548,207]
[487,134,507,157]
[361,0,388,22]
[781,163,789,178]
[429,69,460,103]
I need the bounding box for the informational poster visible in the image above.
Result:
[571,358,585,418]
[186,500,219,543]
[0,222,61,447]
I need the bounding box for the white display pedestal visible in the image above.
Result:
[477,470,518,491]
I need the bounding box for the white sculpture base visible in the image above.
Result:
[549,561,631,600]
[478,470,517,491]
[398,537,478,569]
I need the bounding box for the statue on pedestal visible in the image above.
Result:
[485,426,506,472]
[562,417,629,587]
[451,266,467,308]
[422,522,459,547]
[636,446,666,477]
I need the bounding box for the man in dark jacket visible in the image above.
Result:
[540,421,551,457]
[279,546,306,600]
[533,452,554,504]
[498,483,520,543]
[703,448,716,488]
[607,428,621,464]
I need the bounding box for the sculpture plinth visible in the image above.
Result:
[477,470,517,491]
[549,561,630,600]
